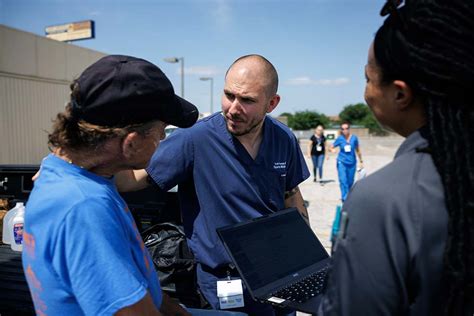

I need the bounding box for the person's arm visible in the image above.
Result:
[283,133,310,223]
[115,169,150,192]
[284,186,309,225]
[115,292,162,316]
[307,139,313,157]
[325,140,330,160]
[115,292,190,316]
[330,137,339,153]
[356,145,364,168]
[159,293,191,316]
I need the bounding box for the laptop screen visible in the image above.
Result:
[218,208,329,290]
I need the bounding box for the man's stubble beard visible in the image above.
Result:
[225,115,266,137]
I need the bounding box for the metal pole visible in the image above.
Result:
[210,78,214,114]
[180,58,184,98]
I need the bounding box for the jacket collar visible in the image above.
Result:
[394,126,430,159]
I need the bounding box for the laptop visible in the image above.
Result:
[217,208,330,314]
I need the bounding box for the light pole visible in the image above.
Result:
[200,77,214,114]
[163,57,184,98]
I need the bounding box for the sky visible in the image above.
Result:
[0,0,386,116]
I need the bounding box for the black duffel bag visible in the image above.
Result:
[141,222,202,308]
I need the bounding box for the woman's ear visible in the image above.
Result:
[393,80,415,111]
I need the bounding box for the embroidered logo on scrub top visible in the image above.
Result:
[273,162,287,170]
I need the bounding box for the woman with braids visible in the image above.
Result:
[319,0,473,315]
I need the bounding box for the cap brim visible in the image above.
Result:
[165,95,199,128]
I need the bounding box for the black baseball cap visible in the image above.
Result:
[71,55,199,128]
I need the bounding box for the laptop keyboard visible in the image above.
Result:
[270,268,328,303]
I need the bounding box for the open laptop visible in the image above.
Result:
[217,208,330,314]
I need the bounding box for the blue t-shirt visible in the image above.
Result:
[333,134,359,165]
[146,113,309,269]
[22,154,162,316]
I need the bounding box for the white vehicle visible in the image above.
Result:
[165,125,179,138]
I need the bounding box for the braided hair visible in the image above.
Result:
[374,1,474,314]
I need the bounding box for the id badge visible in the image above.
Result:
[316,145,323,152]
[344,144,351,152]
[217,279,244,309]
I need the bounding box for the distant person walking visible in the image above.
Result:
[330,122,363,202]
[308,125,327,183]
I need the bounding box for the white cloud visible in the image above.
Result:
[286,76,350,86]
[286,77,313,85]
[212,0,231,28]
[179,66,221,76]
[88,11,101,16]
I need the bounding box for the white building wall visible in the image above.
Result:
[0,24,106,164]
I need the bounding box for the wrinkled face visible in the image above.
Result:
[221,63,278,137]
[130,121,167,169]
[364,43,394,131]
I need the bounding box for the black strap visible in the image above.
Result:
[200,263,238,278]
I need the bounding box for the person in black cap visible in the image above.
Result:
[22,55,198,316]
[319,0,474,315]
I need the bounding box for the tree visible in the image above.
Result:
[362,113,389,136]
[287,110,330,130]
[339,103,371,125]
[338,103,388,135]
[279,112,294,127]
[279,112,293,118]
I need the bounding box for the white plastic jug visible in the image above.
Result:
[11,205,25,252]
[2,202,24,245]
[357,168,367,181]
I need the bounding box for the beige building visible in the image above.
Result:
[0,25,105,164]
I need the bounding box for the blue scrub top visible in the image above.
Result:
[146,113,309,269]
[333,134,359,165]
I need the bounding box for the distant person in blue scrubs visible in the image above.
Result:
[330,122,363,202]
[116,55,310,316]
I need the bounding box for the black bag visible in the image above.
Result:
[141,222,202,308]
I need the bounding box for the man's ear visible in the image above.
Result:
[266,94,281,113]
[121,132,141,159]
[393,80,415,111]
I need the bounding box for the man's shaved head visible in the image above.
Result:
[225,54,279,97]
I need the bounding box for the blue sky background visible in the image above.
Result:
[0,0,385,116]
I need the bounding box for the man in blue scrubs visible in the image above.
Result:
[116,55,310,315]
[330,122,363,202]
